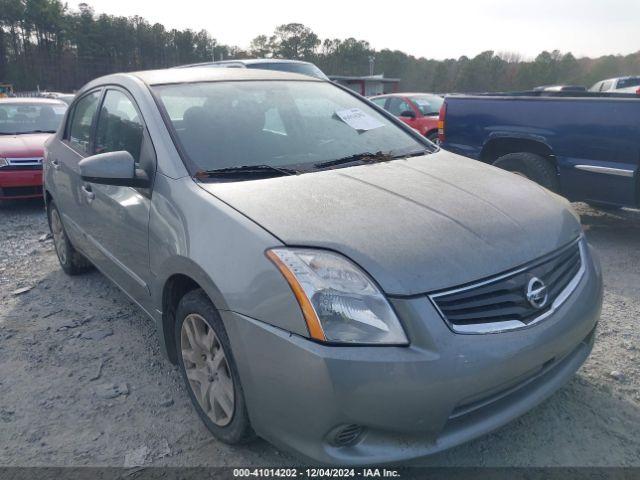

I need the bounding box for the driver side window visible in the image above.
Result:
[94,90,144,165]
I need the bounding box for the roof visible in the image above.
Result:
[600,75,640,82]
[176,59,316,68]
[370,92,440,98]
[329,75,401,83]
[218,59,314,65]
[0,97,66,105]
[126,67,323,86]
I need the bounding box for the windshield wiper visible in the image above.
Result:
[314,151,394,169]
[195,164,301,179]
[0,130,57,135]
[314,148,431,170]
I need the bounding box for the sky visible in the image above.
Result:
[81,0,640,60]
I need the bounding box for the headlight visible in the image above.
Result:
[266,248,408,345]
[0,157,8,168]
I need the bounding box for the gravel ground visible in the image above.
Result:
[0,199,638,467]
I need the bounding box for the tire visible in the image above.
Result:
[47,201,92,275]
[426,130,439,145]
[175,289,254,444]
[493,152,559,192]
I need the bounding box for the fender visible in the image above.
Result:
[152,255,229,362]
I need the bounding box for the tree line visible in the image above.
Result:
[1,0,639,93]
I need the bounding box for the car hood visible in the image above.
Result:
[0,133,50,158]
[199,152,582,295]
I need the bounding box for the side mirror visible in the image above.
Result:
[79,151,148,187]
[399,110,416,119]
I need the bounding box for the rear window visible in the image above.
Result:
[153,80,426,174]
[0,102,67,135]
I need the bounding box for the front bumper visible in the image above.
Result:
[0,169,43,199]
[222,243,602,465]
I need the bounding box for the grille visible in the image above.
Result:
[430,239,584,334]
[6,157,43,167]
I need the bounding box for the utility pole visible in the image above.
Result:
[368,55,375,76]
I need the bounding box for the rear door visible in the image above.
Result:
[81,88,156,305]
[50,89,102,251]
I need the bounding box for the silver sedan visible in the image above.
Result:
[43,67,602,465]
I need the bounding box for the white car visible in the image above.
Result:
[589,76,640,92]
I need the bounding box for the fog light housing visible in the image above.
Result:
[328,424,364,447]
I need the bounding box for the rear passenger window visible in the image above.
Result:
[68,91,101,155]
[94,90,144,164]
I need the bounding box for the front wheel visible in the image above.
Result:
[493,152,559,192]
[426,130,439,145]
[47,201,92,275]
[175,289,254,444]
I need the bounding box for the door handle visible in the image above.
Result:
[51,159,60,170]
[81,184,95,202]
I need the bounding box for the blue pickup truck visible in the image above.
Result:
[439,92,640,209]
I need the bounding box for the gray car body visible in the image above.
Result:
[44,68,602,465]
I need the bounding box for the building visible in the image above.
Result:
[329,74,400,97]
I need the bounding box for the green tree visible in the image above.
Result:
[269,23,319,60]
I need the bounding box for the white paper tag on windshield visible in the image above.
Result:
[335,108,384,131]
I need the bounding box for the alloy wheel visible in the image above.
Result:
[180,313,235,426]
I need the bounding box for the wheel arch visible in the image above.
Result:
[480,136,557,172]
[425,128,438,139]
[157,257,229,364]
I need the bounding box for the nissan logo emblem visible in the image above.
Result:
[526,277,549,309]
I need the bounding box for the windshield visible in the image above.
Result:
[153,81,428,175]
[246,63,329,80]
[0,102,67,134]
[410,95,443,116]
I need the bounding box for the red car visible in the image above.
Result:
[0,98,67,200]
[370,93,443,143]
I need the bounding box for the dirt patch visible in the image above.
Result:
[0,200,639,466]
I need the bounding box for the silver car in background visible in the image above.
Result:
[174,58,329,80]
[44,68,602,465]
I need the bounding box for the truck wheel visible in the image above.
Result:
[493,152,559,192]
[47,201,92,275]
[175,289,254,445]
[426,131,439,145]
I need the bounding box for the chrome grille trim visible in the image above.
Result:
[429,238,586,334]
[6,157,43,167]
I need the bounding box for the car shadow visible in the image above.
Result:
[0,197,45,212]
